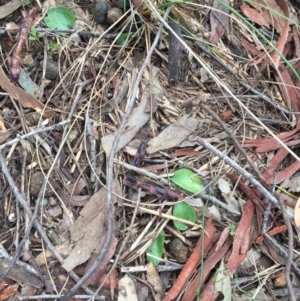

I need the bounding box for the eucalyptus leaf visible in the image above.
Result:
[146,230,165,265]
[170,168,203,194]
[173,201,197,231]
[44,7,75,29]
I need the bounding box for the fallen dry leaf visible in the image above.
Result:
[0,0,23,19]
[209,0,230,45]
[62,185,116,271]
[0,252,43,288]
[101,66,162,156]
[146,115,199,154]
[118,274,138,301]
[0,67,55,118]
[240,0,286,33]
[84,236,118,286]
[0,283,19,301]
[147,262,164,301]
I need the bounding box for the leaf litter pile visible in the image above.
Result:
[2,0,300,300]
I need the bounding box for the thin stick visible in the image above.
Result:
[199,101,264,181]
[197,138,293,219]
[0,120,70,150]
[85,113,96,183]
[18,295,106,300]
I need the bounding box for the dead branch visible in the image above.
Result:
[197,137,293,219]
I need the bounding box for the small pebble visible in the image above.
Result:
[168,238,190,263]
[8,213,16,223]
[94,1,109,24]
[106,7,123,25]
[40,59,59,80]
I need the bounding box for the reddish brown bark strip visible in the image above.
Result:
[182,238,232,301]
[162,218,216,301]
[226,200,255,276]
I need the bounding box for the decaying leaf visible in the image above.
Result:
[101,66,162,156]
[0,250,43,288]
[146,115,199,154]
[0,67,55,118]
[0,0,25,19]
[215,260,231,301]
[0,282,19,301]
[62,184,116,271]
[118,274,138,301]
[147,262,164,301]
[209,0,230,45]
[240,0,286,33]
[84,236,118,286]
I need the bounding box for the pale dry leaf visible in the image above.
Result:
[118,275,138,301]
[35,241,73,266]
[0,0,24,19]
[281,174,300,192]
[62,184,116,271]
[146,262,164,301]
[0,255,43,288]
[218,178,230,194]
[294,197,300,227]
[215,260,231,301]
[146,115,199,153]
[101,66,162,156]
[208,205,221,222]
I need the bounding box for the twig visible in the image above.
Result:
[265,234,300,278]
[120,264,183,273]
[116,160,240,215]
[0,120,70,150]
[0,27,118,39]
[197,138,293,218]
[18,295,106,300]
[85,113,96,183]
[277,197,296,301]
[61,6,173,301]
[199,101,264,181]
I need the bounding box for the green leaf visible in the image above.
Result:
[44,7,75,29]
[170,168,203,194]
[173,201,197,231]
[28,36,36,41]
[30,26,37,36]
[116,33,134,45]
[146,230,165,265]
